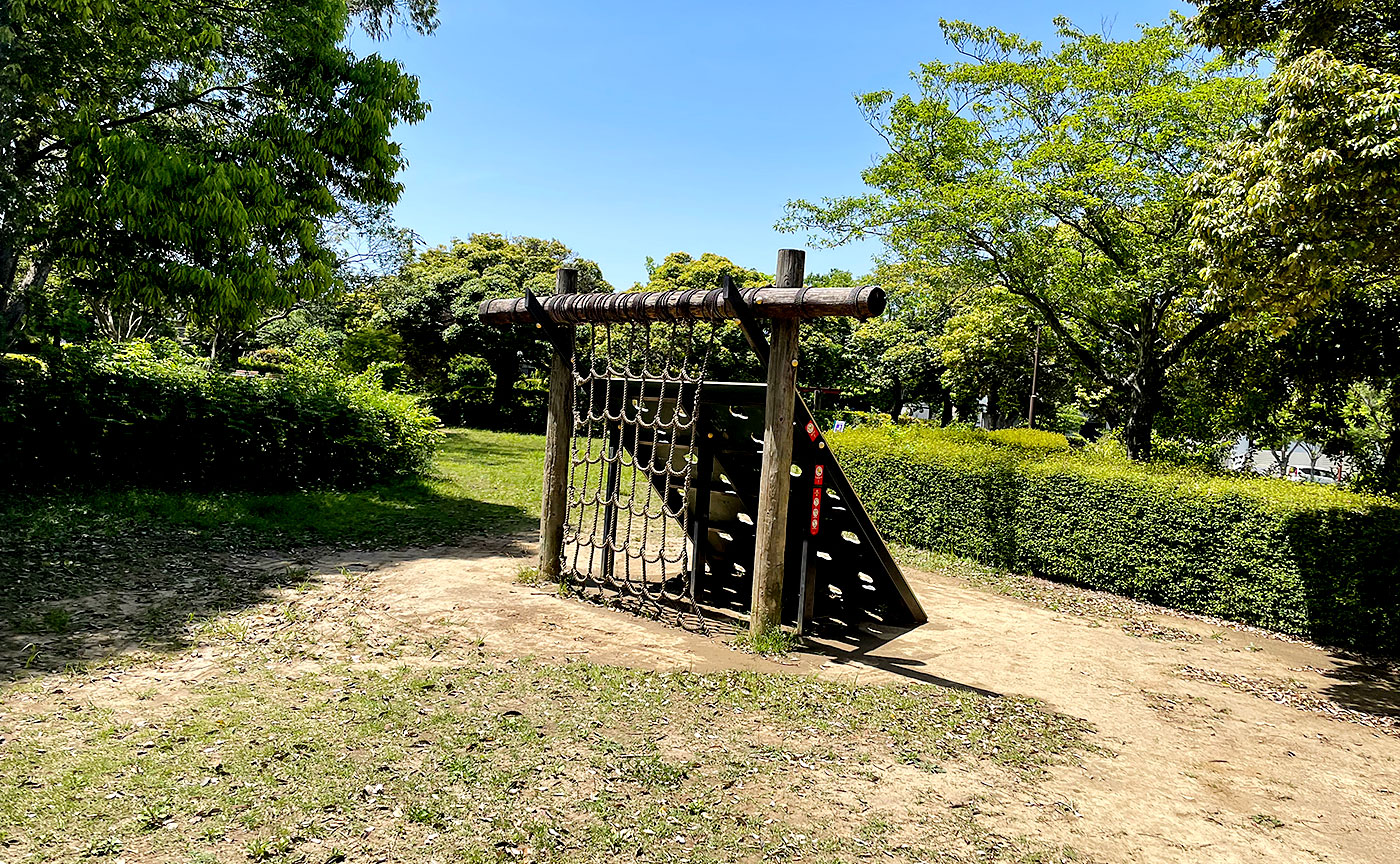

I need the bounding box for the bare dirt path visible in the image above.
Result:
[344,539,1399,864]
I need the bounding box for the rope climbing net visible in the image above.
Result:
[561,318,717,630]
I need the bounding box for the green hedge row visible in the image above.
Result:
[1,343,441,491]
[830,425,1400,654]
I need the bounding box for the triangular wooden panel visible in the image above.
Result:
[605,379,925,630]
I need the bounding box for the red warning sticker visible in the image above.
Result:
[813,464,825,486]
[809,486,822,535]
[805,420,819,442]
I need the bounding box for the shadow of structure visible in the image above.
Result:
[1287,505,1400,660]
[0,487,531,680]
[802,621,1003,698]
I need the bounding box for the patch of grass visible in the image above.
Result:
[0,651,1090,863]
[1251,813,1286,829]
[1,429,542,565]
[732,624,800,656]
[41,608,72,633]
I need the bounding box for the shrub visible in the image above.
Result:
[0,341,440,491]
[340,328,404,373]
[831,424,1400,654]
[1,352,47,378]
[429,375,547,432]
[984,427,1070,451]
[238,346,303,373]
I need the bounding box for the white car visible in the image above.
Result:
[1291,466,1338,485]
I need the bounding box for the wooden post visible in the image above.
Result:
[538,268,578,581]
[750,249,804,635]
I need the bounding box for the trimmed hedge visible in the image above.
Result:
[1,342,441,491]
[831,425,1400,654]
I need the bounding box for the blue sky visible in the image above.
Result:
[362,0,1189,288]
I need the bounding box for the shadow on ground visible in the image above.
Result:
[0,485,531,679]
[804,622,1003,698]
[1319,656,1400,718]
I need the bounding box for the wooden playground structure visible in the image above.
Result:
[479,249,924,635]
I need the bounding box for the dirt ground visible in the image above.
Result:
[7,536,1397,863]
[318,538,1400,864]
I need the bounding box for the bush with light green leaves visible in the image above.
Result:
[831,424,1400,653]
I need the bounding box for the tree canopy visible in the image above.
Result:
[376,233,610,423]
[0,0,433,348]
[1189,0,1400,325]
[782,17,1262,459]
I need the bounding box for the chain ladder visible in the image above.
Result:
[561,315,716,631]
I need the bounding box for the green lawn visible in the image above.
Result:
[0,428,544,561]
[0,429,545,674]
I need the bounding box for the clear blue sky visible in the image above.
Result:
[362,0,1190,288]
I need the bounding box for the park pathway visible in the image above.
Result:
[363,540,1400,864]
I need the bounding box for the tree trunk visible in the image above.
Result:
[1121,394,1160,461]
[939,391,954,426]
[888,378,904,419]
[1,257,54,350]
[0,240,19,345]
[1121,354,1168,461]
[490,355,520,419]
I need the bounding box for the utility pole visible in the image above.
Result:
[1028,325,1042,429]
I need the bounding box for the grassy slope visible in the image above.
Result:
[0,427,544,558]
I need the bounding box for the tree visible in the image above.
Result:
[0,0,434,349]
[781,18,1261,459]
[1170,279,1400,490]
[1189,1,1400,322]
[936,287,1080,430]
[377,234,611,420]
[630,252,877,393]
[832,260,959,421]
[629,251,771,382]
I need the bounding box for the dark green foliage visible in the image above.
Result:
[1,0,433,347]
[832,425,1400,653]
[0,342,438,491]
[427,377,547,432]
[376,234,610,426]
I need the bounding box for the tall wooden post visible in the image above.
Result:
[538,268,578,581]
[750,249,804,635]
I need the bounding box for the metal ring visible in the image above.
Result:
[848,285,865,315]
[793,283,811,317]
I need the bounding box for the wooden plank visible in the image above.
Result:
[479,284,885,325]
[749,249,805,635]
[537,268,577,581]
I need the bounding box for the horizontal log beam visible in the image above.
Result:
[478,285,885,326]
